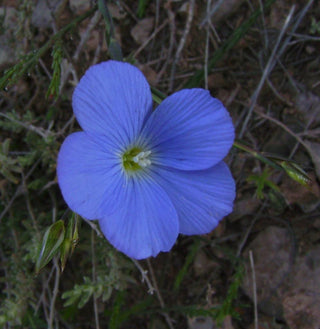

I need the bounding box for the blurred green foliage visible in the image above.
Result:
[310,16,320,34]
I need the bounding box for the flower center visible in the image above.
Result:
[122,147,152,172]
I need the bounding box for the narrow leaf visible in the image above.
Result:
[108,37,123,61]
[60,213,79,271]
[36,220,65,273]
[137,0,149,18]
[174,239,200,291]
[98,0,114,38]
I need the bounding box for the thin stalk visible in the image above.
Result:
[233,140,283,172]
[48,258,60,329]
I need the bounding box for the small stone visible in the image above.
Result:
[0,35,17,66]
[281,246,320,329]
[242,226,292,318]
[188,316,214,329]
[31,0,63,28]
[229,195,260,222]
[0,7,18,30]
[280,173,320,213]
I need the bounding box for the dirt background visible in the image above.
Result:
[1,0,320,328]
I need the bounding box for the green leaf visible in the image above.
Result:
[173,239,200,291]
[215,263,244,325]
[247,169,279,199]
[280,161,311,186]
[263,153,312,186]
[27,178,46,190]
[108,37,123,61]
[60,213,79,271]
[108,290,126,329]
[151,86,166,104]
[62,290,80,307]
[98,0,123,61]
[2,138,11,155]
[137,0,149,18]
[46,40,63,100]
[102,285,112,302]
[234,141,312,186]
[36,220,65,273]
[78,288,94,309]
[0,6,96,90]
[98,0,114,40]
[1,167,19,184]
[59,238,71,272]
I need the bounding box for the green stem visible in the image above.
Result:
[233,140,283,172]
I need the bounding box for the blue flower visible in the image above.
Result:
[57,60,235,259]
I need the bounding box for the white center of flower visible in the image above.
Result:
[132,151,152,168]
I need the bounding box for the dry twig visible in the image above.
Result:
[249,250,258,329]
[147,259,175,329]
[169,0,195,92]
[239,5,296,138]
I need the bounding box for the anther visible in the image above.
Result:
[132,151,151,167]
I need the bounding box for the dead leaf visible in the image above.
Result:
[207,73,227,89]
[137,64,158,86]
[131,17,154,45]
[107,3,126,20]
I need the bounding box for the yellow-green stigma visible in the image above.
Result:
[122,147,152,172]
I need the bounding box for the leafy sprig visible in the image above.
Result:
[0,6,97,91]
[46,40,63,100]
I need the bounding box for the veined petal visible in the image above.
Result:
[73,61,153,146]
[142,89,234,170]
[152,162,235,235]
[99,177,179,259]
[57,132,125,220]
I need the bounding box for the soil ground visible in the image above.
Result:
[0,1,320,328]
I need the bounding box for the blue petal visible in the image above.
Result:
[73,61,153,147]
[142,89,234,170]
[57,132,126,220]
[152,162,235,235]
[99,177,179,259]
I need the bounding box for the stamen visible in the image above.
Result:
[132,151,151,167]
